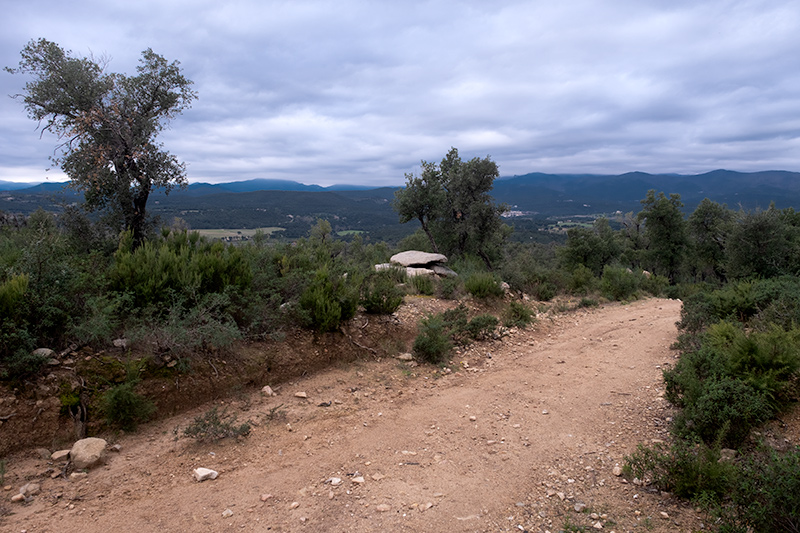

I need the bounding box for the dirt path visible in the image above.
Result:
[4,298,710,532]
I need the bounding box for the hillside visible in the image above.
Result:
[3,170,800,237]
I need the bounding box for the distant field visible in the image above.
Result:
[195,227,284,239]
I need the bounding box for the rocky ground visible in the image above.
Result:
[1,297,797,532]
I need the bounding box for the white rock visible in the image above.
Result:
[612,465,623,476]
[193,467,219,482]
[376,503,391,512]
[222,509,233,517]
[294,391,308,398]
[328,477,343,486]
[261,385,276,396]
[70,437,107,470]
[396,353,414,361]
[351,476,365,484]
[390,251,448,267]
[19,482,40,496]
[406,267,436,277]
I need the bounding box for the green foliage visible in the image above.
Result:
[674,375,771,448]
[465,314,499,341]
[727,448,800,533]
[110,229,252,310]
[600,265,640,301]
[128,292,243,356]
[361,271,405,314]
[464,271,504,299]
[625,440,737,500]
[394,147,510,266]
[183,406,251,442]
[8,39,196,246]
[437,276,463,299]
[410,274,435,295]
[0,273,28,317]
[100,380,156,431]
[412,314,452,364]
[725,206,795,280]
[567,265,598,295]
[637,190,689,282]
[503,300,535,328]
[299,266,360,332]
[560,217,622,276]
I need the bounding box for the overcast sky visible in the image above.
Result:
[2,0,800,187]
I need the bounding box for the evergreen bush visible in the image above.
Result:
[464,271,504,299]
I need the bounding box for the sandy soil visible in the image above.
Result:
[0,297,752,532]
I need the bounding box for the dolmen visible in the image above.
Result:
[376,250,458,278]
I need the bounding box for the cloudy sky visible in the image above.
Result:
[2,0,800,187]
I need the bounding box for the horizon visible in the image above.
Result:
[2,167,796,190]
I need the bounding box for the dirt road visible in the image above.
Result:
[4,298,709,532]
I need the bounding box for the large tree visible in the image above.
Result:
[6,38,196,247]
[637,190,688,282]
[394,147,509,267]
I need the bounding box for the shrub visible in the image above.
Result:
[413,314,452,364]
[183,406,251,442]
[410,273,435,295]
[503,300,535,328]
[567,265,597,295]
[465,314,499,340]
[361,273,404,314]
[299,266,360,332]
[100,380,155,431]
[625,440,736,500]
[727,448,800,533]
[673,376,771,448]
[464,272,504,299]
[600,265,640,301]
[438,276,463,299]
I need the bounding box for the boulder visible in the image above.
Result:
[32,348,56,359]
[406,267,436,278]
[431,265,458,277]
[70,437,107,470]
[51,449,71,462]
[390,251,447,267]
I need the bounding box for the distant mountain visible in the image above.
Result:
[491,169,800,215]
[4,170,800,228]
[0,180,49,191]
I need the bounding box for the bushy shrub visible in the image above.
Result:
[673,376,771,448]
[438,276,463,299]
[503,300,535,328]
[600,265,640,301]
[361,272,404,314]
[410,273,435,295]
[464,271,504,299]
[567,265,598,295]
[128,293,242,356]
[183,406,251,442]
[465,314,499,340]
[100,380,155,431]
[110,229,252,310]
[412,314,452,364]
[299,266,360,332]
[625,440,736,500]
[727,448,800,533]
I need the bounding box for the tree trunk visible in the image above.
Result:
[131,186,150,249]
